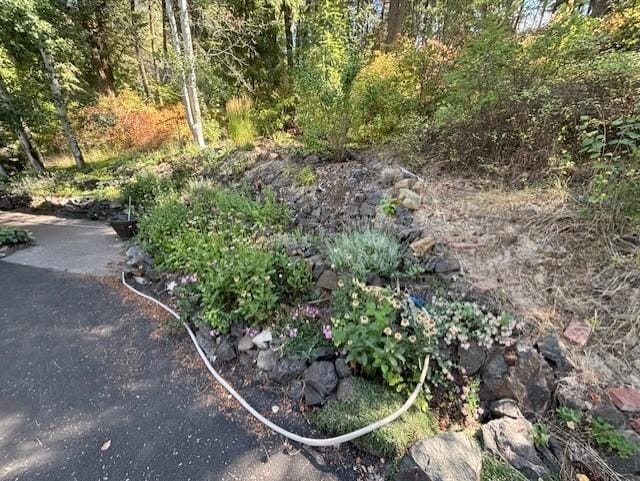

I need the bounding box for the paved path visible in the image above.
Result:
[0,212,121,275]
[0,214,348,481]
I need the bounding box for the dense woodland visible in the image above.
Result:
[0,0,639,228]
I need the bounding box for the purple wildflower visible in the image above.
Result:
[322,324,332,340]
[288,327,298,338]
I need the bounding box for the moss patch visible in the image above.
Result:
[481,455,529,481]
[311,377,439,459]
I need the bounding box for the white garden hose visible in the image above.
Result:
[121,272,430,447]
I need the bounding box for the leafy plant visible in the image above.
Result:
[379,196,397,216]
[295,166,317,187]
[326,227,404,279]
[556,405,583,429]
[590,417,639,458]
[0,227,33,247]
[533,422,551,448]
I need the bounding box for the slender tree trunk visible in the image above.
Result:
[149,0,163,105]
[537,0,549,28]
[39,47,85,169]
[0,76,46,173]
[131,0,152,100]
[590,0,610,16]
[164,0,197,142]
[0,162,8,178]
[177,0,205,147]
[283,1,294,72]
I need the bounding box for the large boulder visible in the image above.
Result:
[396,432,482,481]
[480,342,554,416]
[481,416,549,481]
[269,357,307,385]
[303,361,338,406]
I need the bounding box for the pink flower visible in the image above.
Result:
[322,324,332,340]
[288,328,298,338]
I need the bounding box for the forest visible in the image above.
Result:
[0,0,638,232]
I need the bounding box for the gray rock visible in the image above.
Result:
[215,336,236,363]
[317,269,339,290]
[396,432,482,481]
[269,357,307,384]
[336,378,355,401]
[335,358,352,378]
[491,399,523,419]
[288,380,304,401]
[125,245,148,266]
[304,361,338,406]
[196,330,217,361]
[239,350,257,368]
[434,258,461,274]
[555,376,595,411]
[592,404,627,429]
[480,344,554,415]
[257,349,277,371]
[381,167,404,185]
[238,335,255,352]
[459,342,487,376]
[252,330,272,349]
[313,347,336,362]
[536,333,574,374]
[399,189,420,210]
[482,417,549,481]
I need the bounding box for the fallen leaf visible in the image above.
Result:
[576,474,590,481]
[101,440,111,451]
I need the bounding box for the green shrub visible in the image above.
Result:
[137,182,311,332]
[226,95,256,148]
[326,228,404,279]
[0,227,33,247]
[579,113,640,229]
[590,417,639,458]
[120,172,180,211]
[294,166,317,187]
[311,377,439,458]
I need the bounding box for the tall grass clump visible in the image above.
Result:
[225,94,256,148]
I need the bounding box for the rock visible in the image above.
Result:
[459,342,487,376]
[604,442,640,477]
[288,380,304,401]
[269,357,307,385]
[434,258,461,274]
[396,432,482,481]
[398,189,420,210]
[252,330,272,349]
[394,178,417,190]
[238,335,255,352]
[125,245,147,266]
[631,418,640,434]
[215,336,236,362]
[304,361,338,406]
[196,330,217,361]
[563,320,591,346]
[480,344,554,415]
[239,350,257,368]
[410,237,436,257]
[312,347,336,362]
[365,272,385,287]
[336,378,355,401]
[335,358,351,378]
[0,197,12,210]
[536,333,574,374]
[607,387,640,412]
[317,269,339,290]
[593,404,627,429]
[133,276,148,285]
[491,399,523,419]
[481,416,550,480]
[257,349,277,371]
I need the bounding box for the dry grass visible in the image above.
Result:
[412,166,640,387]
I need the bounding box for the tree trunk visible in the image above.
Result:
[590,0,610,16]
[0,162,8,178]
[131,0,152,100]
[39,47,85,169]
[283,1,294,72]
[0,76,46,173]
[177,0,205,147]
[385,0,407,45]
[86,11,116,97]
[149,0,163,105]
[164,0,197,143]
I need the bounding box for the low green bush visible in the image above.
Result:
[311,377,439,458]
[0,227,33,247]
[326,228,404,280]
[590,417,639,458]
[137,182,311,332]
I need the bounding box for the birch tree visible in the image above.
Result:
[165,0,205,147]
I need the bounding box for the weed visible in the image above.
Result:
[556,405,583,429]
[226,95,256,148]
[295,166,317,187]
[533,422,551,448]
[379,196,397,216]
[590,417,639,458]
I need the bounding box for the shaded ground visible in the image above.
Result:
[0,212,121,275]
[0,227,354,480]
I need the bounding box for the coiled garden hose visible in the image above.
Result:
[121,272,430,447]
